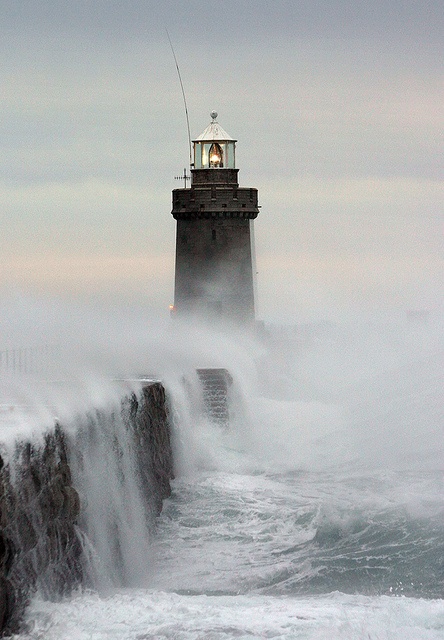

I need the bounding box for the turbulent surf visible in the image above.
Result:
[4,312,444,639]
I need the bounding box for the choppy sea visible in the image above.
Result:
[18,467,444,639]
[7,315,444,639]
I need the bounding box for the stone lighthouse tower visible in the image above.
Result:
[172,112,259,325]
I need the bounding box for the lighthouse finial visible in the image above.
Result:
[210,110,218,121]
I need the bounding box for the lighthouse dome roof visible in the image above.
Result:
[194,112,235,142]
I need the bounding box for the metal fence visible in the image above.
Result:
[0,346,59,376]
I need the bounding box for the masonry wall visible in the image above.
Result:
[174,217,256,322]
[172,165,259,325]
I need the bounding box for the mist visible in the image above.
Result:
[246,313,443,473]
[1,291,442,476]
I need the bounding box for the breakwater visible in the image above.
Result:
[0,382,173,635]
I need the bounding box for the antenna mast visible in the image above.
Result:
[166,29,193,169]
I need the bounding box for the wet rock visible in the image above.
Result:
[125,382,174,516]
[0,381,174,636]
[0,425,84,634]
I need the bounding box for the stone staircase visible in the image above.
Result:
[196,368,233,427]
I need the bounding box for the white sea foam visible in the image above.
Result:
[19,590,444,640]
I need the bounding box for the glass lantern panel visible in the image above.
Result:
[202,143,210,168]
[226,142,235,168]
[193,142,202,169]
[194,141,236,168]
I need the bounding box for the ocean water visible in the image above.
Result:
[4,311,444,639]
[16,468,444,639]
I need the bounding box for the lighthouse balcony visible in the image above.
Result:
[172,186,259,220]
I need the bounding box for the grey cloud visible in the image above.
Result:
[0,0,442,318]
[2,0,442,44]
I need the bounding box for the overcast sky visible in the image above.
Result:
[0,0,442,323]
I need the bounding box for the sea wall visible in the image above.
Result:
[0,382,173,636]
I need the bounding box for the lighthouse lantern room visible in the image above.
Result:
[193,111,236,169]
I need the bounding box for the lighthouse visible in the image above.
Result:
[171,112,259,325]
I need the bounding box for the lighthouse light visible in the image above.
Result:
[209,143,223,168]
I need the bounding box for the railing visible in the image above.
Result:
[0,346,59,376]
